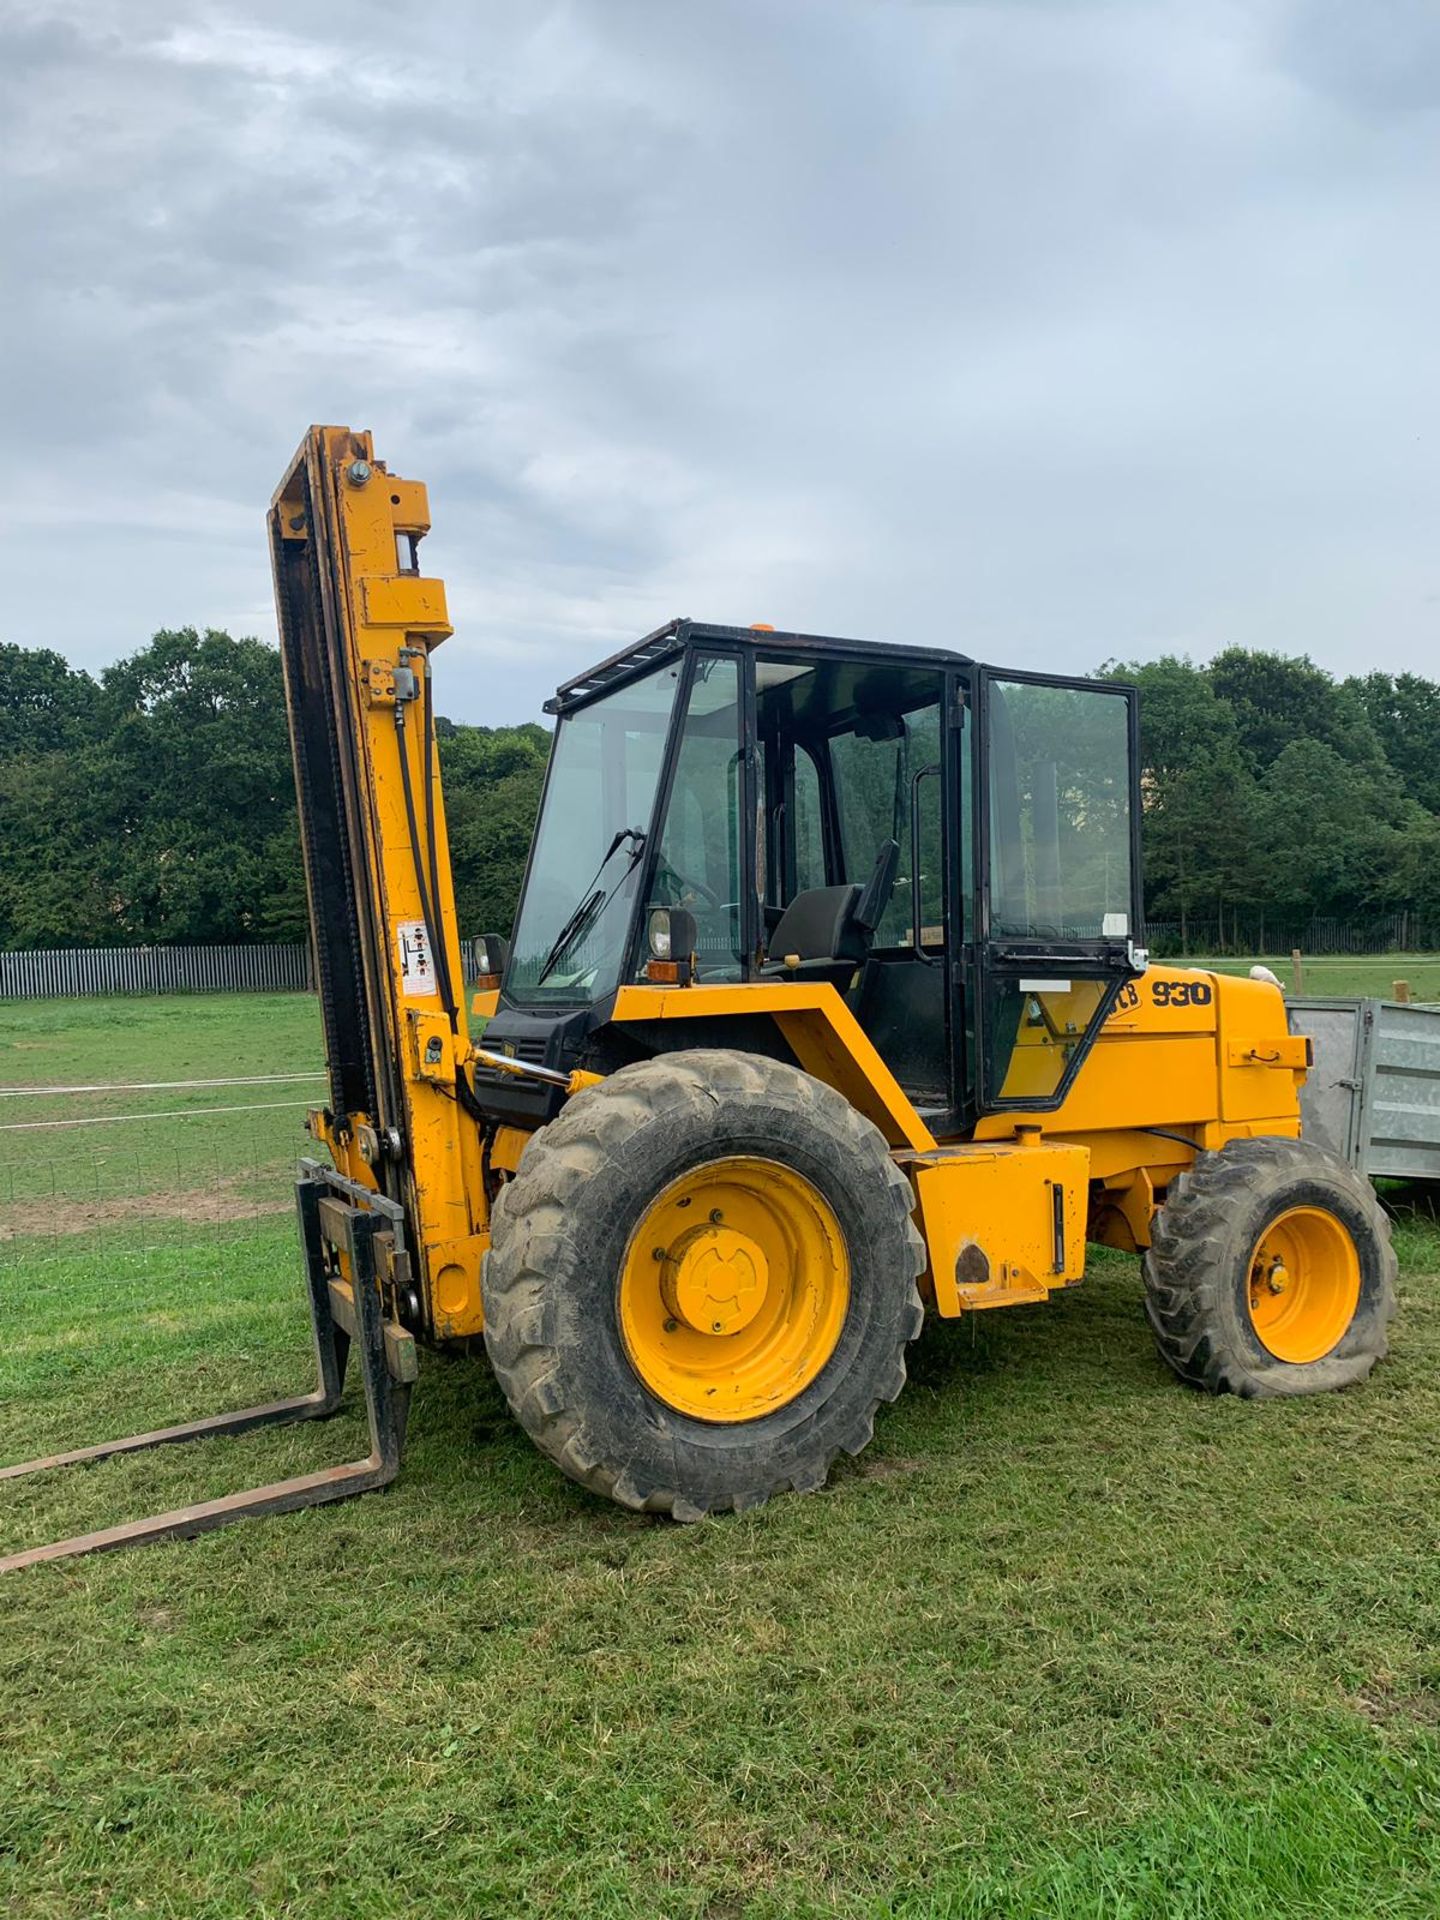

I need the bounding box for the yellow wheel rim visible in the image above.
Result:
[619,1156,850,1423]
[1246,1205,1361,1363]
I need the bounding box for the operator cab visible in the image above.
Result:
[482,620,1142,1136]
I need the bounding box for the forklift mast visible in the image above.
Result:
[269,426,489,1340]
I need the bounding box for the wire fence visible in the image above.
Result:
[0,1072,324,1293]
[0,1059,339,1493]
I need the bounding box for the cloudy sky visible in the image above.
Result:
[2,0,1437,724]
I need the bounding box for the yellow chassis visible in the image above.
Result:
[319,962,1305,1337]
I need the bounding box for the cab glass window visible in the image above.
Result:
[830,701,943,951]
[642,656,744,981]
[983,976,1114,1105]
[987,679,1133,941]
[792,745,825,894]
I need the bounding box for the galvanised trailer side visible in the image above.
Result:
[1290,998,1440,1183]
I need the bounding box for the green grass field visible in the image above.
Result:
[2,992,1440,1918]
[1172,954,1440,1001]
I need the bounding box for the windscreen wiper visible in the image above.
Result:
[534,828,647,985]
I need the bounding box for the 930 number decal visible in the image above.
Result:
[1151,979,1212,1008]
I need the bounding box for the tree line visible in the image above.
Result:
[1102,651,1440,945]
[2,628,1437,952]
[0,628,549,950]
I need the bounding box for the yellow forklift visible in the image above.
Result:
[1,426,1394,1567]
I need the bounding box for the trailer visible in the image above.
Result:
[1291,998,1440,1184]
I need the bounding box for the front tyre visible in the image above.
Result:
[483,1050,925,1519]
[1143,1136,1396,1397]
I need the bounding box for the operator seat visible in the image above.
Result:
[759,840,900,989]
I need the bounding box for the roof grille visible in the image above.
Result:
[545,620,686,713]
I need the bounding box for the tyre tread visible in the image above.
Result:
[483,1050,925,1517]
[1142,1135,1396,1398]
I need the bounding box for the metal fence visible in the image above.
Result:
[0,943,314,999]
[8,917,1439,997]
[0,937,503,1000]
[1146,913,1440,959]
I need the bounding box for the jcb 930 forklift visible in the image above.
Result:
[2,426,1395,1567]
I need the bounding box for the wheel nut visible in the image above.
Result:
[709,1209,723,1223]
[663,1317,678,1333]
[652,1246,667,1262]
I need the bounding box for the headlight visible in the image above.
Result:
[648,910,673,959]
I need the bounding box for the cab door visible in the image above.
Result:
[973,669,1143,1114]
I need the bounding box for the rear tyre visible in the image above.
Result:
[1143,1136,1396,1397]
[483,1050,925,1518]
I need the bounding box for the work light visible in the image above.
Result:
[645,908,697,982]
[472,933,509,990]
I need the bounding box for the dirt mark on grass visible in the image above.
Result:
[0,1180,291,1242]
[853,1453,925,1481]
[136,1606,183,1636]
[1352,1681,1440,1728]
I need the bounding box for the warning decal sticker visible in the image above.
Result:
[397,919,436,997]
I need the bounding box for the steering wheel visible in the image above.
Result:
[681,875,723,911]
[655,860,724,912]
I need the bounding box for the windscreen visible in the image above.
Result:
[507,661,682,1004]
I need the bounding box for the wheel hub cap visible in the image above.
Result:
[663,1225,770,1335]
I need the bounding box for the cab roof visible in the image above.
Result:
[544,618,974,716]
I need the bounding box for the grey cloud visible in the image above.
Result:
[0,0,1436,723]
[1277,0,1440,113]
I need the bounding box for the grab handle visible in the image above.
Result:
[911,762,941,967]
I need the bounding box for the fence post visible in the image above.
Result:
[1291,948,1304,995]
